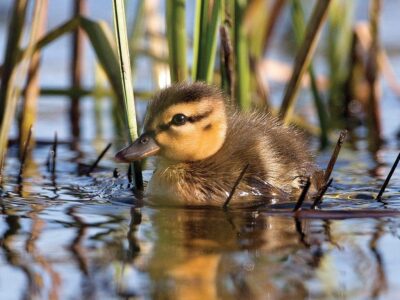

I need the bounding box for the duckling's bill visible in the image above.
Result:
[115,133,160,162]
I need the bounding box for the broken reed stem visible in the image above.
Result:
[86,143,112,175]
[293,177,311,212]
[279,0,332,123]
[223,164,249,210]
[70,0,86,141]
[311,178,333,209]
[376,152,400,200]
[220,25,235,101]
[324,130,347,182]
[18,125,33,182]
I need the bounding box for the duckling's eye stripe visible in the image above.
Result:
[187,109,213,123]
[154,109,213,133]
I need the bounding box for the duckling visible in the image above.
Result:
[116,82,323,207]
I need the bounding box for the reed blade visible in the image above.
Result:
[112,0,143,189]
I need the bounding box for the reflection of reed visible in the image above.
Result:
[26,205,61,300]
[67,206,89,275]
[1,211,39,299]
[66,205,98,299]
[127,208,142,260]
[369,220,387,298]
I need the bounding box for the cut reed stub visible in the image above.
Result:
[376,151,400,201]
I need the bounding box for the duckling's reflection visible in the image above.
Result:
[141,207,308,300]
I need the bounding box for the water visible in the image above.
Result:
[1,142,400,300]
[1,1,400,299]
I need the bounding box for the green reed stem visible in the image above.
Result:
[112,0,143,189]
[235,0,251,110]
[166,0,188,82]
[279,0,332,123]
[192,0,202,80]
[194,0,221,83]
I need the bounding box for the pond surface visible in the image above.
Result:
[1,141,400,300]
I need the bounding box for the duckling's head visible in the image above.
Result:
[116,82,228,162]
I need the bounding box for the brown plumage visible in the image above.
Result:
[116,82,324,207]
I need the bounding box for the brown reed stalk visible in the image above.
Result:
[220,25,235,101]
[279,0,332,123]
[0,0,30,179]
[262,0,286,53]
[70,0,86,142]
[19,0,49,152]
[366,0,383,150]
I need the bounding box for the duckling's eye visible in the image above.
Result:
[171,114,187,126]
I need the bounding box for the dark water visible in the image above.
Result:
[1,142,400,300]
